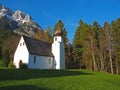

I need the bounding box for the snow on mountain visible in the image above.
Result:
[12,10,32,24]
[0,4,43,37]
[0,4,13,17]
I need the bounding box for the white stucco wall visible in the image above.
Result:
[52,36,65,69]
[28,54,54,69]
[52,42,60,69]
[14,37,29,68]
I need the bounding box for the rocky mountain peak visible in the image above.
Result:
[0,4,5,9]
[12,10,32,23]
[0,4,43,37]
[0,4,13,17]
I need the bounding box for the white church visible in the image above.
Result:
[13,30,65,69]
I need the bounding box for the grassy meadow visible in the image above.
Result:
[0,68,120,90]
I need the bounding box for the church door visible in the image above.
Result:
[19,60,22,68]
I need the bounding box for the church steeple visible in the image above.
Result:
[52,29,65,69]
[54,29,63,43]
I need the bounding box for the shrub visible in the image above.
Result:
[20,63,28,69]
[0,60,5,67]
[0,59,7,67]
[8,60,16,68]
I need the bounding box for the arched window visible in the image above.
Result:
[20,43,22,46]
[34,56,36,64]
[48,58,50,64]
[55,37,57,41]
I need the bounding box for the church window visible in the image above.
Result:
[55,37,57,41]
[20,43,22,46]
[48,58,50,64]
[23,42,25,45]
[34,56,36,63]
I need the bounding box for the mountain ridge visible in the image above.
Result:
[0,4,43,37]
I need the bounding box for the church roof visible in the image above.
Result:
[54,29,62,36]
[23,36,53,57]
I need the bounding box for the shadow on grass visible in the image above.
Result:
[0,69,93,81]
[0,85,49,90]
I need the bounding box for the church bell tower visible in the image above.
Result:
[52,29,65,69]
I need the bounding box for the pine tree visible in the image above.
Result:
[104,22,114,74]
[44,26,53,43]
[73,20,83,68]
[111,18,120,74]
[73,20,98,70]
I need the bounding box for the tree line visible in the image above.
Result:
[73,18,120,74]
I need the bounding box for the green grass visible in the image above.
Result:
[0,68,120,90]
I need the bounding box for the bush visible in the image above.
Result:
[8,60,16,68]
[0,60,5,67]
[20,63,28,69]
[0,59,7,67]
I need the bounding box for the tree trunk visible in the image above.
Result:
[109,47,113,74]
[90,40,97,71]
[92,54,97,71]
[99,50,104,71]
[116,60,119,75]
[108,27,113,74]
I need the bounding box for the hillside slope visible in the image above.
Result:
[0,69,120,90]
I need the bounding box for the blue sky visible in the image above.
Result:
[1,0,120,43]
